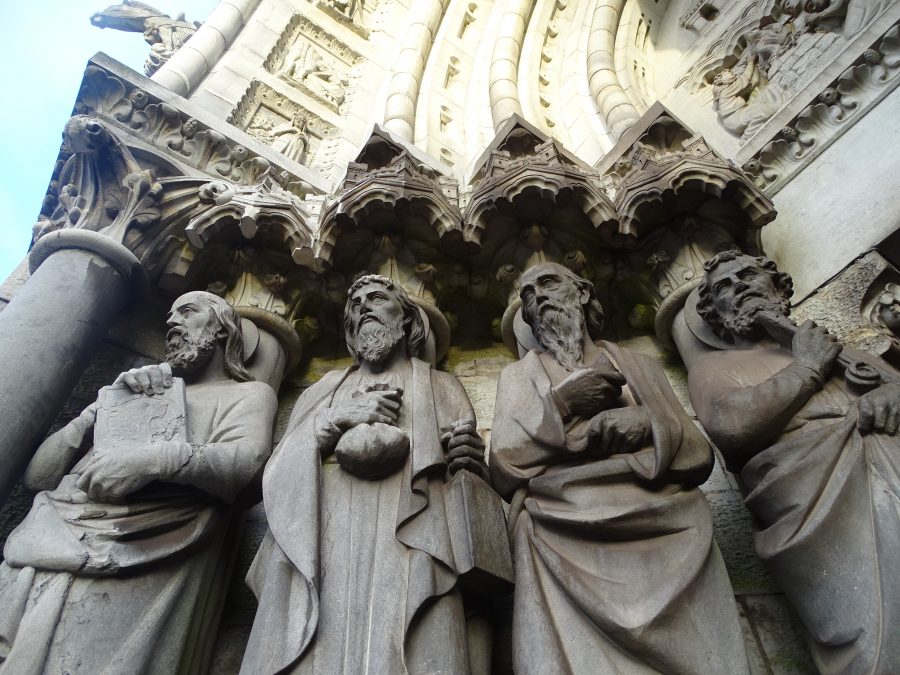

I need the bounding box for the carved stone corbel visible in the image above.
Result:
[595,104,777,348]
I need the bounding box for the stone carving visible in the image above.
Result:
[870,281,900,344]
[279,43,351,111]
[91,1,199,75]
[70,62,315,197]
[489,262,750,674]
[682,0,896,144]
[271,113,311,164]
[683,250,900,674]
[233,82,341,172]
[742,23,900,193]
[0,291,277,672]
[242,274,507,674]
[712,52,785,140]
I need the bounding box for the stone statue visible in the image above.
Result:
[91,1,199,76]
[712,52,783,140]
[686,250,900,674]
[489,262,750,674]
[241,274,493,674]
[271,113,310,164]
[280,44,350,110]
[0,291,277,672]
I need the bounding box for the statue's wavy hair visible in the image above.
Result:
[519,262,605,340]
[204,293,255,382]
[696,249,793,337]
[343,274,427,361]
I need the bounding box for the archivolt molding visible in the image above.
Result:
[742,22,900,195]
[587,0,639,141]
[383,0,452,141]
[489,0,538,129]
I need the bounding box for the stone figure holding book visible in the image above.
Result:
[241,274,509,675]
[489,262,750,674]
[0,291,276,673]
[683,250,900,675]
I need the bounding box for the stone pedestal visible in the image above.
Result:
[0,230,143,500]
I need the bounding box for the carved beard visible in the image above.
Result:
[353,318,405,365]
[534,303,585,372]
[165,324,220,375]
[722,294,791,339]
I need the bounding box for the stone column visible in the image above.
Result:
[0,229,145,501]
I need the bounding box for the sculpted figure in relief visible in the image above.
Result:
[712,52,784,140]
[0,291,276,673]
[271,113,310,164]
[686,250,900,675]
[281,44,350,110]
[489,263,750,674]
[241,274,491,675]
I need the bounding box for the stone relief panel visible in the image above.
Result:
[264,15,364,114]
[230,82,341,176]
[741,21,900,193]
[673,0,898,149]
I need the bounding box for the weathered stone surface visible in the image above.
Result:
[0,291,276,673]
[490,262,750,674]
[242,275,505,675]
[683,250,900,673]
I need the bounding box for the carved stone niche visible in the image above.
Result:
[461,116,626,353]
[317,127,466,364]
[595,103,776,349]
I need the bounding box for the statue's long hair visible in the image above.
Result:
[520,263,606,340]
[696,249,793,337]
[205,294,255,382]
[343,275,428,361]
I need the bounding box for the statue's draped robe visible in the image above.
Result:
[696,345,900,675]
[0,380,276,675]
[491,344,749,675]
[242,358,474,675]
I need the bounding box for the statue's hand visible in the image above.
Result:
[589,406,652,456]
[329,388,402,431]
[113,363,174,396]
[442,420,488,481]
[857,383,900,435]
[793,320,841,379]
[75,444,187,503]
[553,363,626,418]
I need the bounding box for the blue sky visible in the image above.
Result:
[0,0,220,282]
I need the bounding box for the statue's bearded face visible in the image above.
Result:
[706,258,790,338]
[347,282,406,364]
[165,292,223,375]
[521,268,587,371]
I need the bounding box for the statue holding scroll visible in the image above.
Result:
[684,250,900,675]
[242,274,508,675]
[0,291,277,673]
[489,262,749,674]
